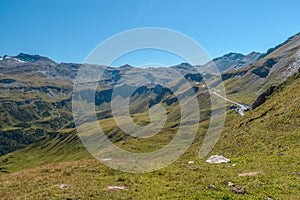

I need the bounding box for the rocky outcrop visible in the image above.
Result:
[251,58,277,78]
[252,86,277,109]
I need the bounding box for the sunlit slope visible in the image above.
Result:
[0,73,299,199]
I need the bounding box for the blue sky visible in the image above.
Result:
[0,0,299,66]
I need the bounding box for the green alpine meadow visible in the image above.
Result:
[0,1,299,199]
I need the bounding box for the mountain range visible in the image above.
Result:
[0,33,299,199]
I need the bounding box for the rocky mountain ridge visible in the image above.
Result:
[0,32,299,155]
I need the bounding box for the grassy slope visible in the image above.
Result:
[0,130,90,173]
[0,73,73,155]
[0,73,299,199]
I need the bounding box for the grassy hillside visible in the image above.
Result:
[1,33,299,157]
[0,72,299,199]
[0,71,74,155]
[0,129,90,173]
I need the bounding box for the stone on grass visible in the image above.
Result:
[228,182,234,186]
[106,186,127,191]
[208,184,215,189]
[59,184,69,189]
[238,171,261,177]
[231,186,245,194]
[206,155,230,164]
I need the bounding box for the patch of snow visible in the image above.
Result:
[188,161,194,164]
[206,155,230,164]
[13,58,26,63]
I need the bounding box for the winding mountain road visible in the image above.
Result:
[211,89,249,116]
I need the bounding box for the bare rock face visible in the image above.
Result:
[204,52,262,72]
[252,85,277,109]
[206,155,230,164]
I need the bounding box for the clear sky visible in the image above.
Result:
[0,0,299,66]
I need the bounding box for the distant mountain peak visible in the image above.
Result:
[3,55,11,59]
[119,64,134,69]
[0,53,57,67]
[222,52,245,58]
[179,62,192,66]
[15,53,56,65]
[171,62,192,69]
[16,53,39,62]
[263,32,300,57]
[208,51,262,72]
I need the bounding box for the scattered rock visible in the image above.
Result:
[188,161,194,164]
[101,158,113,161]
[106,186,127,191]
[206,155,230,164]
[266,196,273,200]
[208,184,215,189]
[278,153,284,156]
[231,186,245,194]
[59,184,69,189]
[238,171,261,177]
[292,172,300,175]
[228,182,234,187]
[231,164,236,167]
